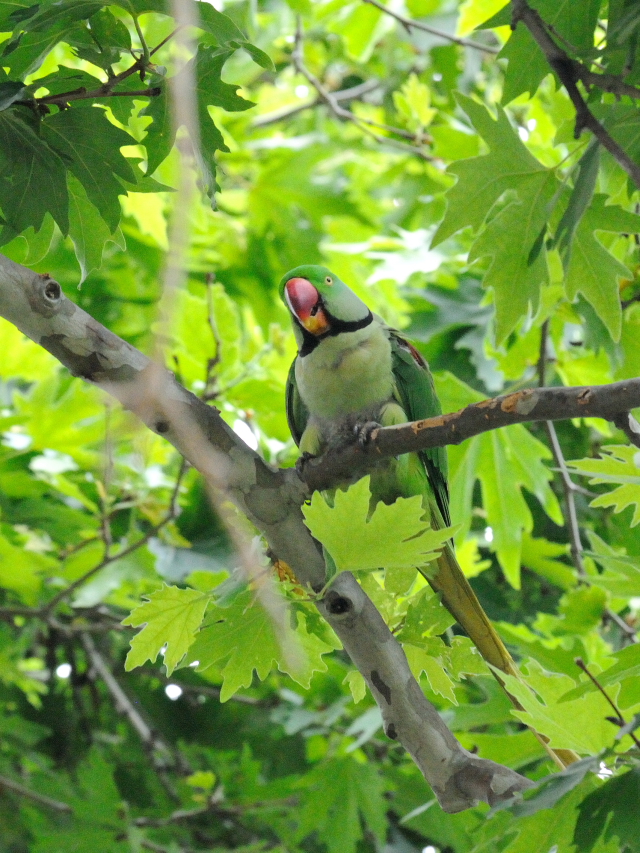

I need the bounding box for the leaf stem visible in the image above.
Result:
[575,657,640,748]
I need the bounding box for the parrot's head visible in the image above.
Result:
[279,265,372,350]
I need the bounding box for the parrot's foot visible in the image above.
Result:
[295,451,315,476]
[354,420,382,448]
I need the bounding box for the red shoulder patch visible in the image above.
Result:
[406,340,428,369]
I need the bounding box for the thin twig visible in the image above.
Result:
[44,462,187,613]
[144,668,263,705]
[575,657,640,748]
[538,327,637,642]
[292,19,433,159]
[81,634,188,801]
[30,26,181,109]
[0,774,72,813]
[538,321,586,575]
[252,79,381,128]
[511,0,640,190]
[362,0,499,54]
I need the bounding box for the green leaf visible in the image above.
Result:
[469,178,554,343]
[476,427,561,587]
[499,664,627,754]
[1,27,77,79]
[123,583,210,675]
[560,643,640,703]
[67,174,120,283]
[405,640,457,702]
[140,86,173,176]
[433,93,551,246]
[0,107,69,236]
[553,141,600,267]
[499,0,601,103]
[186,590,340,701]
[396,586,456,643]
[568,444,640,524]
[0,80,25,110]
[574,768,640,853]
[192,45,254,204]
[296,756,387,853]
[494,754,603,817]
[520,533,574,590]
[196,1,247,44]
[563,197,640,342]
[393,73,436,132]
[302,476,456,574]
[432,94,557,342]
[436,372,562,585]
[42,107,135,231]
[0,531,53,604]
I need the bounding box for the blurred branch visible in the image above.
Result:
[362,0,500,54]
[292,19,433,157]
[81,633,188,801]
[252,79,381,128]
[511,0,640,190]
[0,774,72,813]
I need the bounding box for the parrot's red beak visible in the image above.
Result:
[285,277,331,335]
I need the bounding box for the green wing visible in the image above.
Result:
[285,357,309,447]
[389,331,450,527]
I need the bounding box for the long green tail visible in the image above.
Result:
[425,544,579,769]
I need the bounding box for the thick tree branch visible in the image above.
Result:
[302,380,640,492]
[318,574,533,809]
[0,252,535,812]
[510,0,640,190]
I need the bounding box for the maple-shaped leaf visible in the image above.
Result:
[499,663,628,754]
[302,476,455,575]
[185,592,340,701]
[433,93,552,245]
[432,100,554,337]
[296,757,387,853]
[432,93,557,342]
[123,584,210,675]
[568,444,640,525]
[563,196,640,342]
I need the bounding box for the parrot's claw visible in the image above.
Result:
[354,420,382,448]
[295,451,315,476]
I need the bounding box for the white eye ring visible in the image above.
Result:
[325,276,333,285]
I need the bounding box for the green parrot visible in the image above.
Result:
[279,262,514,672]
[280,264,577,766]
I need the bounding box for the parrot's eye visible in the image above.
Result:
[325,276,333,285]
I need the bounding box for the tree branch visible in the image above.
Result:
[0,774,72,813]
[292,20,433,158]
[362,0,500,54]
[510,0,640,190]
[0,251,535,812]
[301,379,640,492]
[80,633,187,800]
